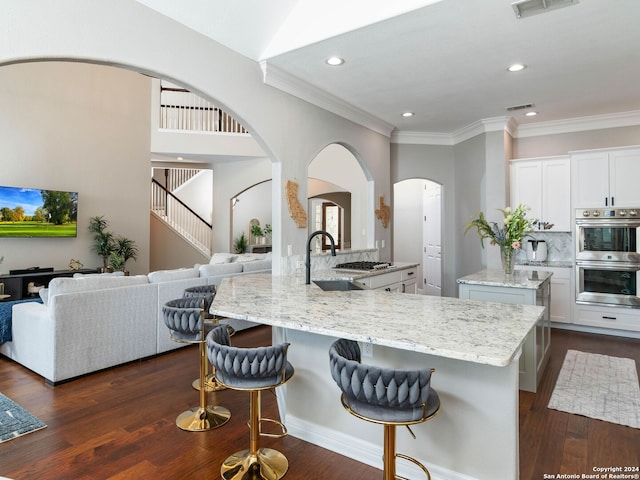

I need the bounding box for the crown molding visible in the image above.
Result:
[391,117,513,145]
[390,131,454,146]
[260,61,395,138]
[261,61,640,144]
[514,110,640,138]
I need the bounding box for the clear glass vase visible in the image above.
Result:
[500,246,515,275]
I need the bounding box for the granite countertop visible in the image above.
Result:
[311,262,419,281]
[211,273,544,367]
[457,269,552,289]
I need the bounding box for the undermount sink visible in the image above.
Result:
[312,279,368,291]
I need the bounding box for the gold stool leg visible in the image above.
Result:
[384,424,432,480]
[176,338,230,432]
[383,424,396,480]
[220,390,289,480]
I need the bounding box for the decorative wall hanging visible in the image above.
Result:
[375,196,390,228]
[286,180,307,228]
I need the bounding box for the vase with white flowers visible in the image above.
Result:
[464,204,536,275]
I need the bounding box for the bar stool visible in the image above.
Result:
[329,338,440,480]
[207,324,294,480]
[182,285,232,392]
[162,296,231,432]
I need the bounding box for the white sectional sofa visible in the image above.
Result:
[0,253,271,384]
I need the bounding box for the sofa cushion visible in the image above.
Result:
[199,263,243,277]
[234,253,267,263]
[209,253,236,264]
[242,259,272,273]
[73,271,125,278]
[42,275,149,305]
[148,267,199,283]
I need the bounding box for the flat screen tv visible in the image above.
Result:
[0,185,78,237]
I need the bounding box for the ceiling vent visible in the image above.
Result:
[506,103,535,112]
[512,0,578,18]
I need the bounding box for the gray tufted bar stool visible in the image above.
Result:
[182,285,233,392]
[162,296,231,432]
[207,324,295,480]
[329,338,440,480]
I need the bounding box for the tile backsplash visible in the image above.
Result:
[515,231,573,263]
[281,248,378,275]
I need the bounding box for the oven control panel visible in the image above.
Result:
[576,208,639,218]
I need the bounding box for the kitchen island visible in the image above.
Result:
[211,273,544,480]
[457,269,552,393]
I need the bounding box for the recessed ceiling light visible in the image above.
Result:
[508,63,527,72]
[401,112,415,117]
[525,111,538,117]
[326,56,345,66]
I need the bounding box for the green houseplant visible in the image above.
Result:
[250,223,263,244]
[108,251,125,272]
[263,223,272,242]
[88,215,115,272]
[112,235,138,274]
[233,232,248,254]
[464,204,536,275]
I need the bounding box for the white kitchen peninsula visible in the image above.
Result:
[211,273,544,480]
[457,269,552,393]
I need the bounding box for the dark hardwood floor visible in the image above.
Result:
[1,325,639,479]
[519,328,640,479]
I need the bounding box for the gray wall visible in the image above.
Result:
[391,143,457,296]
[0,62,151,275]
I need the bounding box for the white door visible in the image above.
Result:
[424,181,442,296]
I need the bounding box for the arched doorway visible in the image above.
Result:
[307,144,369,252]
[393,178,443,296]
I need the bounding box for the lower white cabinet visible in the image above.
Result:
[574,305,640,333]
[355,266,417,293]
[515,265,573,324]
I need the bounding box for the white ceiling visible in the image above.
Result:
[136,0,640,137]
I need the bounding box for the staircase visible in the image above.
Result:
[151,168,212,257]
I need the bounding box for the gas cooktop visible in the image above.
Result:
[334,261,392,271]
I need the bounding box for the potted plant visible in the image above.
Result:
[263,223,272,243]
[464,204,536,275]
[250,223,264,244]
[112,235,138,274]
[233,232,247,254]
[108,251,125,273]
[88,215,114,272]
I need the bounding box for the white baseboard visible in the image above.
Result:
[285,414,479,480]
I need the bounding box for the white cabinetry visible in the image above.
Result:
[354,266,417,293]
[511,156,571,231]
[572,146,640,208]
[574,304,640,333]
[515,265,573,324]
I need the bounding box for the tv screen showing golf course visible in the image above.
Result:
[0,185,78,237]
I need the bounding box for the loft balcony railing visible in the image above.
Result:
[151,179,212,257]
[159,83,247,134]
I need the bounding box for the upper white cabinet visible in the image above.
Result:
[511,156,571,232]
[572,146,640,208]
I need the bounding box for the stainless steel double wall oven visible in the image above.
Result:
[575,207,640,308]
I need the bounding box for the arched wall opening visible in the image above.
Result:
[307,143,372,252]
[0,1,393,273]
